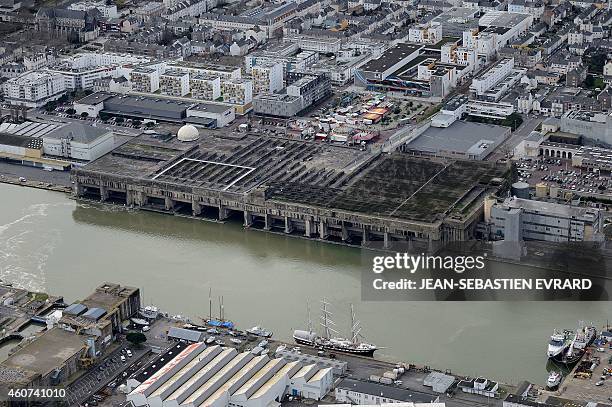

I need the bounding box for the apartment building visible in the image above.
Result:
[3,71,66,107]
[190,74,221,100]
[408,22,443,44]
[251,61,283,94]
[130,67,160,93]
[159,70,190,96]
[221,78,253,105]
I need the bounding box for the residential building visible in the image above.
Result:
[408,22,442,45]
[130,67,161,93]
[251,61,284,94]
[221,78,253,105]
[190,74,221,100]
[160,70,190,97]
[68,0,118,19]
[3,71,66,107]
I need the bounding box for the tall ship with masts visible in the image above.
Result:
[293,299,377,356]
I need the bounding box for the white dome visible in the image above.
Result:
[177,124,200,142]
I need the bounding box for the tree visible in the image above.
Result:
[44,101,57,112]
[145,121,155,128]
[115,117,124,123]
[126,331,147,347]
[66,108,76,115]
[584,74,595,88]
[80,112,89,119]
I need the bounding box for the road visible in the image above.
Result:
[0,162,71,187]
[487,115,543,161]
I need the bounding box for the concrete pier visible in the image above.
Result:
[243,211,253,228]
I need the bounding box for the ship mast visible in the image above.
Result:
[350,304,362,343]
[320,298,338,339]
[307,300,313,334]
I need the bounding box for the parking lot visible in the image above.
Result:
[515,157,612,197]
[66,342,150,406]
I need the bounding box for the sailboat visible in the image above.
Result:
[293,299,377,356]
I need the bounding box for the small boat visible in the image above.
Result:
[206,336,215,344]
[546,371,562,389]
[230,338,242,344]
[246,326,273,338]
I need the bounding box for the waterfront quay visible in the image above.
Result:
[540,338,612,405]
[71,132,509,250]
[2,281,611,407]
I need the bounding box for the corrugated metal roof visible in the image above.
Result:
[167,327,206,342]
[64,303,88,315]
[83,307,107,321]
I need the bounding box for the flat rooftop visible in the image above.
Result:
[78,134,368,194]
[267,154,507,223]
[407,121,509,157]
[359,43,422,74]
[0,328,85,384]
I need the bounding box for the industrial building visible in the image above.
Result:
[59,282,141,350]
[73,92,235,127]
[488,197,603,242]
[334,378,440,404]
[72,129,508,250]
[403,120,510,160]
[354,43,423,84]
[0,327,87,389]
[127,343,333,407]
[42,122,115,162]
[0,283,139,391]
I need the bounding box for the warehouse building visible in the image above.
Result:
[403,120,510,160]
[334,378,440,404]
[127,343,333,407]
[73,92,235,127]
[42,122,115,162]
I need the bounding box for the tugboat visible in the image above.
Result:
[547,330,571,359]
[293,299,377,357]
[546,371,562,390]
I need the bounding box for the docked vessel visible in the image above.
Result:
[572,323,596,350]
[556,323,597,365]
[293,300,377,357]
[546,371,562,390]
[547,330,571,359]
[246,326,273,338]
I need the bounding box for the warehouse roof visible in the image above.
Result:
[64,303,88,315]
[407,121,508,157]
[44,123,110,144]
[0,133,43,149]
[75,91,114,106]
[359,43,422,73]
[167,327,206,342]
